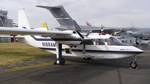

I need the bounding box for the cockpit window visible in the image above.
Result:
[105,37,125,45]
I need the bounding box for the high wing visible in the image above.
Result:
[36,5,81,31]
[36,5,85,39]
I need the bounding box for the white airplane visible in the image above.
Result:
[0,5,143,69]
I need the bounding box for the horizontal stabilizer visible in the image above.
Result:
[0,27,72,38]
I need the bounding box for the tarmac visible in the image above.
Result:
[0,50,150,84]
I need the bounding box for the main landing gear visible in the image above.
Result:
[54,58,65,65]
[54,43,66,65]
[129,56,138,69]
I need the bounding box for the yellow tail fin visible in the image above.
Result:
[41,22,48,30]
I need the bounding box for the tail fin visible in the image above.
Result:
[18,9,30,28]
[41,22,48,30]
[36,5,81,31]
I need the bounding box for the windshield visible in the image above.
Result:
[105,37,124,45]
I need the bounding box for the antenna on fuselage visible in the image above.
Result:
[100,24,104,34]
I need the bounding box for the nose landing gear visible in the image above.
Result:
[130,56,138,69]
[130,61,138,69]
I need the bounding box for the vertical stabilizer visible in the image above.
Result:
[18,9,30,28]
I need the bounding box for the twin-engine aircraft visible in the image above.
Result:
[0,5,143,69]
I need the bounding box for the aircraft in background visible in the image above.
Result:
[0,6,143,69]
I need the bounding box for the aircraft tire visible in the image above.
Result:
[130,61,138,69]
[54,58,65,65]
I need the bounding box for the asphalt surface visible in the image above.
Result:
[0,51,150,84]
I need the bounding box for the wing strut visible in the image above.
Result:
[55,43,65,65]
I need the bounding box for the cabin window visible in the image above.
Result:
[65,48,71,54]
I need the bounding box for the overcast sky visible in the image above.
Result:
[0,0,150,28]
